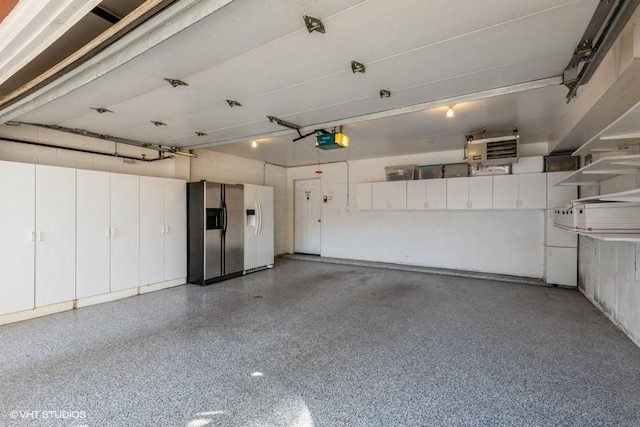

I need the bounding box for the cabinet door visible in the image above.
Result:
[140,176,165,286]
[0,161,35,315]
[545,210,577,248]
[76,170,111,299]
[492,175,518,210]
[257,186,275,268]
[111,173,140,292]
[426,179,447,210]
[164,178,187,280]
[373,181,407,210]
[518,173,546,209]
[446,177,469,209]
[356,183,372,210]
[547,172,576,208]
[406,180,427,210]
[545,246,577,286]
[469,176,493,210]
[35,165,76,307]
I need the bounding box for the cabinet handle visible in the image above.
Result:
[104,228,110,237]
[36,231,42,241]
[160,226,165,234]
[30,231,35,242]
[111,228,117,237]
[425,201,429,209]
[165,225,170,234]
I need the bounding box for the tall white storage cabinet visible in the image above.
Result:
[110,173,140,292]
[545,171,578,286]
[76,169,111,299]
[0,161,35,315]
[35,165,76,307]
[139,176,187,286]
[244,184,274,271]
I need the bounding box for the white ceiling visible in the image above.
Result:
[1,0,602,167]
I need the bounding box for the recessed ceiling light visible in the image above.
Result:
[151,120,167,126]
[379,89,391,98]
[195,131,207,136]
[226,99,243,108]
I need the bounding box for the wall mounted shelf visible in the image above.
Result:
[555,155,640,186]
[573,100,640,156]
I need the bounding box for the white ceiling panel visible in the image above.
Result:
[4,0,604,166]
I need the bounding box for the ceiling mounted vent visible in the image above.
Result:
[467,134,519,165]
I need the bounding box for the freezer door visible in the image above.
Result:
[205,183,223,280]
[223,184,244,275]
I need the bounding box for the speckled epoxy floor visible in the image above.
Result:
[1,259,640,426]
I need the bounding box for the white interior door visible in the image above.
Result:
[35,165,76,307]
[140,176,165,286]
[76,169,111,299]
[294,179,321,255]
[164,178,187,281]
[0,161,35,315]
[110,173,139,292]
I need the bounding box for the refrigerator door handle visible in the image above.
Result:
[255,201,259,235]
[222,205,228,232]
[258,200,263,236]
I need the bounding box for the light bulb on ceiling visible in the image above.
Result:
[446,106,455,118]
[251,140,257,148]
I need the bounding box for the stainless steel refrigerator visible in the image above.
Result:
[187,181,244,285]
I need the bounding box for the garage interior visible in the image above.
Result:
[1,1,640,425]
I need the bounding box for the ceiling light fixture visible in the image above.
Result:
[91,107,113,114]
[379,89,391,98]
[251,140,257,148]
[195,131,207,137]
[351,60,366,73]
[446,106,455,118]
[303,15,325,33]
[226,99,243,108]
[164,78,188,88]
[151,120,167,126]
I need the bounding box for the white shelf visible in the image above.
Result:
[576,232,640,242]
[574,100,640,156]
[555,155,640,186]
[572,188,640,203]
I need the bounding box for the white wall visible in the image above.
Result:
[287,147,549,278]
[190,150,288,255]
[577,151,640,347]
[0,124,190,178]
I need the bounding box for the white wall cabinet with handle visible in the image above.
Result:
[493,174,546,210]
[407,180,447,210]
[372,181,407,210]
[110,173,140,292]
[446,177,492,210]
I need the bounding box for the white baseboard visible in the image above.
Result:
[0,301,74,326]
[75,288,138,309]
[139,278,185,294]
[1,278,186,326]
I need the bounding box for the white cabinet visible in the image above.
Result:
[0,161,35,315]
[139,177,187,286]
[545,246,577,287]
[244,184,274,271]
[493,174,546,210]
[407,180,447,210]
[110,173,140,292]
[163,178,187,281]
[35,165,76,307]
[447,177,492,210]
[373,181,407,210]
[545,210,577,248]
[547,171,577,209]
[356,183,372,210]
[76,170,111,299]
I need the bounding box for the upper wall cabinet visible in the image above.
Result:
[407,180,447,210]
[373,181,407,210]
[446,176,492,210]
[356,183,372,210]
[493,173,546,210]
